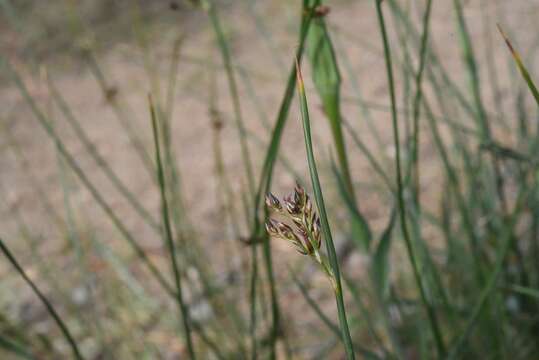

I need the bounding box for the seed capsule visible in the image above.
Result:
[294,182,306,205]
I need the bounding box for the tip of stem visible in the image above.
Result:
[497,24,520,61]
[295,57,305,94]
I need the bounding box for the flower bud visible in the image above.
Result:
[297,228,314,255]
[265,219,279,237]
[294,182,306,205]
[304,196,312,216]
[291,217,303,229]
[265,193,282,211]
[294,181,305,196]
[275,222,294,239]
[311,216,321,249]
[284,194,301,216]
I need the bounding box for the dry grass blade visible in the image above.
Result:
[497,24,539,106]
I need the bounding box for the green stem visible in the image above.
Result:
[408,0,433,206]
[0,238,84,360]
[203,0,256,200]
[150,98,196,359]
[447,191,526,359]
[313,250,338,293]
[47,78,161,232]
[1,57,176,296]
[249,6,315,358]
[296,59,355,360]
[374,0,446,356]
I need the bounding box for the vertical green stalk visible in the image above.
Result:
[248,5,315,358]
[296,59,355,360]
[408,0,433,206]
[149,97,196,359]
[373,0,446,356]
[0,238,84,360]
[453,5,530,317]
[447,191,526,359]
[251,2,314,224]
[291,271,381,359]
[452,0,490,140]
[453,0,512,229]
[202,0,256,200]
[199,4,259,355]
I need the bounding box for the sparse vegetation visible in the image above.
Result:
[1,0,539,359]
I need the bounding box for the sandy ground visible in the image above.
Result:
[1,0,539,357]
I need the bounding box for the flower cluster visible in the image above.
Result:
[265,183,337,291]
[265,183,321,256]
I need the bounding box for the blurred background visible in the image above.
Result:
[1,0,539,359]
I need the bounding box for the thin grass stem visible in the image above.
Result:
[149,96,196,359]
[373,1,446,356]
[0,238,84,360]
[296,58,355,360]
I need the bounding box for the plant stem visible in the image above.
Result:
[203,0,256,200]
[248,6,315,357]
[149,97,196,359]
[1,58,176,297]
[374,0,446,356]
[296,58,355,360]
[447,191,526,359]
[408,0,433,207]
[0,238,84,360]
